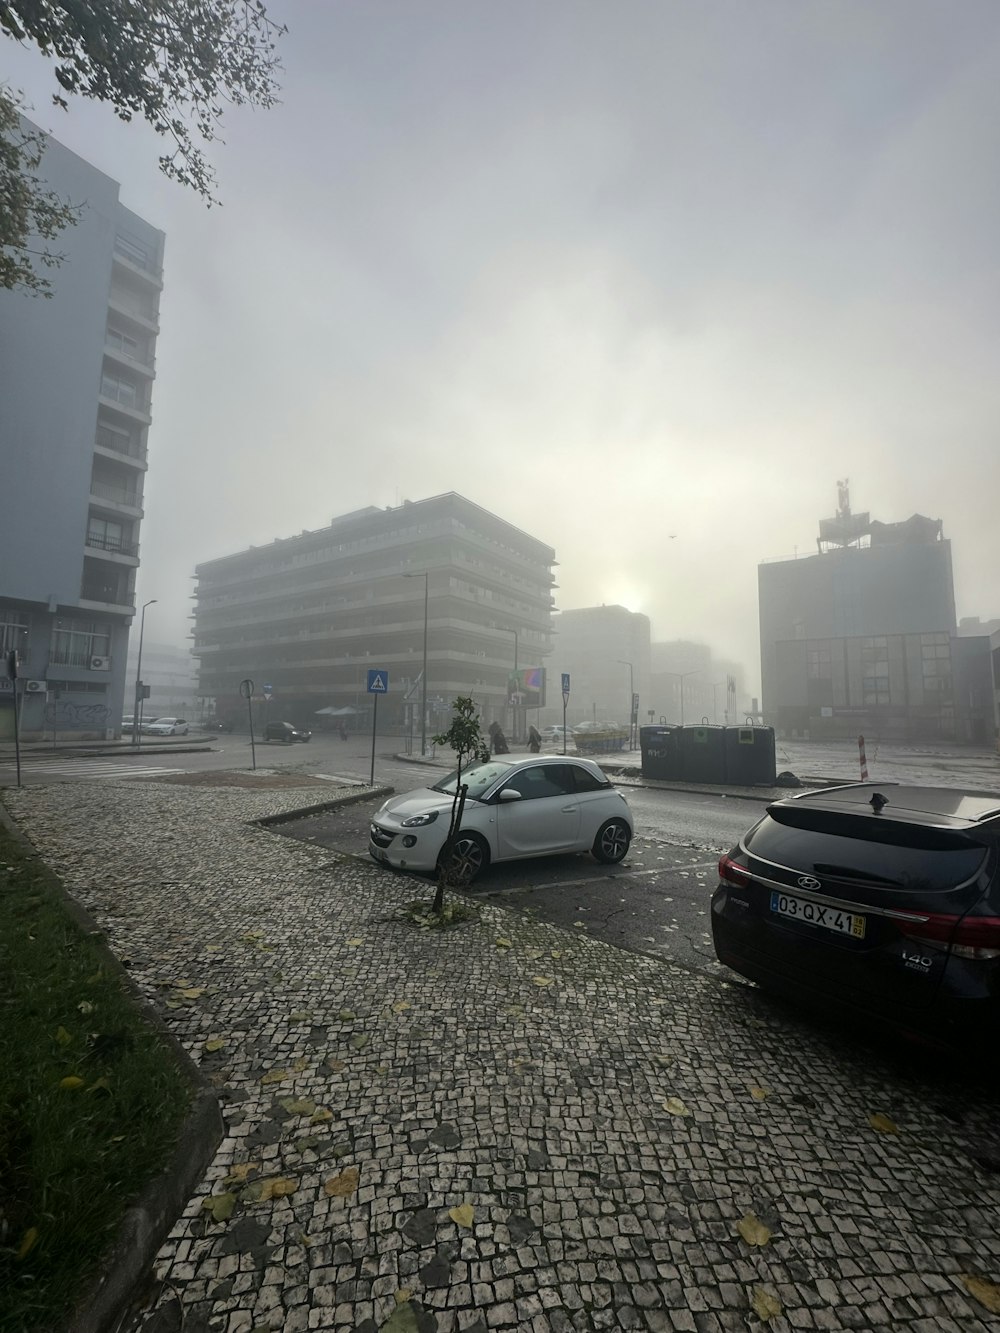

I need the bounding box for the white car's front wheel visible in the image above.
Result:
[438,832,490,886]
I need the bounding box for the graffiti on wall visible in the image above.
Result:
[43,702,111,729]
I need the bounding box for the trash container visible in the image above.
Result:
[679,724,727,783]
[724,724,777,785]
[640,725,682,780]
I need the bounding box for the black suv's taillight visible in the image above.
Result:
[718,853,752,887]
[902,913,1000,960]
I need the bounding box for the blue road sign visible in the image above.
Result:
[561,672,571,695]
[367,669,389,693]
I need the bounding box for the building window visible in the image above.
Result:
[101,373,139,408]
[805,643,831,679]
[1,608,29,656]
[920,635,951,695]
[107,326,144,361]
[51,622,111,668]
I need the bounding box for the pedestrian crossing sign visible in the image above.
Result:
[366,669,389,694]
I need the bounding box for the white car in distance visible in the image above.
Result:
[369,754,634,884]
[143,716,189,736]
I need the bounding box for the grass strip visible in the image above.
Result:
[0,816,192,1333]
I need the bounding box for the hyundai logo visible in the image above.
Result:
[797,874,821,891]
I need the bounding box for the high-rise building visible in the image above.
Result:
[549,606,651,730]
[191,494,557,740]
[0,124,164,740]
[758,490,958,740]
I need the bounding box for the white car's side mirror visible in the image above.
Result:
[498,788,522,802]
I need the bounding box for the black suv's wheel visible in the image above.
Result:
[593,818,631,864]
[438,832,490,886]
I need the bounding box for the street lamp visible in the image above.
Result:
[617,659,634,748]
[132,598,157,747]
[669,668,702,726]
[711,680,726,724]
[403,572,429,756]
[502,627,519,741]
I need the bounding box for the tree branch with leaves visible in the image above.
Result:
[431,696,490,915]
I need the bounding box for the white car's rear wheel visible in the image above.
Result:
[593,818,631,864]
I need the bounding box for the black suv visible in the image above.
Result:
[264,721,312,743]
[712,782,1000,1046]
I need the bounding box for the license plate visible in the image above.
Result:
[369,845,387,863]
[769,891,866,939]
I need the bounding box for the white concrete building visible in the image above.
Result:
[0,124,164,739]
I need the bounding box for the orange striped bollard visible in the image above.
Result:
[858,733,869,780]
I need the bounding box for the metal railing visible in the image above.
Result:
[85,532,139,557]
[81,582,134,606]
[91,479,141,507]
[95,427,146,461]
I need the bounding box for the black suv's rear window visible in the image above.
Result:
[745,813,988,892]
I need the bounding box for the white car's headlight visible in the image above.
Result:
[401,810,439,827]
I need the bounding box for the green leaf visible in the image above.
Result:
[202,1191,237,1223]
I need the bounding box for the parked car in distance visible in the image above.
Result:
[264,721,312,743]
[121,715,136,733]
[540,725,574,745]
[369,754,634,885]
[198,718,234,732]
[143,716,189,736]
[712,782,1000,1047]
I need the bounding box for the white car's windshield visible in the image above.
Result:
[432,760,513,799]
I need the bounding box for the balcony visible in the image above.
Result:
[94,425,147,467]
[107,287,159,331]
[112,239,163,288]
[90,478,143,515]
[104,339,156,379]
[85,531,139,561]
[80,577,135,614]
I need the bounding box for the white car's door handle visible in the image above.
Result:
[561,805,578,813]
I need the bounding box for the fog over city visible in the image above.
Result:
[6,0,999,691]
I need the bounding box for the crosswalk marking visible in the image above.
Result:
[0,758,184,780]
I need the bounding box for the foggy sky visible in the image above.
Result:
[5,0,1000,690]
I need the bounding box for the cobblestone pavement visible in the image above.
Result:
[6,781,1000,1333]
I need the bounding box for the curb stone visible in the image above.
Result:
[0,801,225,1333]
[252,783,392,827]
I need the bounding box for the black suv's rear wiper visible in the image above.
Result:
[813,863,902,887]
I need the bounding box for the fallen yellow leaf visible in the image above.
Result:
[750,1286,782,1321]
[59,1076,84,1091]
[749,1086,769,1102]
[279,1096,317,1116]
[260,1068,292,1085]
[16,1227,39,1260]
[531,976,553,987]
[324,1166,360,1198]
[346,937,364,946]
[736,1212,772,1247]
[293,1056,309,1072]
[662,1097,690,1117]
[55,1026,72,1046]
[203,1039,226,1053]
[394,1289,412,1304]
[449,1202,475,1228]
[180,988,205,999]
[327,1058,346,1072]
[202,1191,237,1222]
[392,1000,412,1013]
[495,938,512,949]
[310,1107,333,1123]
[255,1177,297,1202]
[868,1112,899,1134]
[961,1273,1000,1314]
[171,978,193,988]
[224,1162,260,1185]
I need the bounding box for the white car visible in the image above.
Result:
[143,716,189,736]
[369,754,634,884]
[540,725,574,745]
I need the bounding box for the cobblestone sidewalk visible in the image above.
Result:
[5,782,1000,1333]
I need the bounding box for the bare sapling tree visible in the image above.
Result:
[431,696,489,915]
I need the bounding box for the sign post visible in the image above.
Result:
[561,672,570,755]
[263,682,272,733]
[240,678,256,771]
[366,669,389,785]
[6,650,21,788]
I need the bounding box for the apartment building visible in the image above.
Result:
[546,606,651,730]
[192,494,557,736]
[0,125,164,739]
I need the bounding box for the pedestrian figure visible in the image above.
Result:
[339,722,348,740]
[489,721,509,755]
[528,725,541,753]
